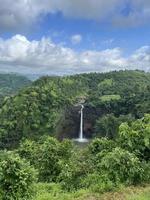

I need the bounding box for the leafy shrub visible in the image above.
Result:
[142,161,150,182]
[118,114,150,160]
[59,139,74,161]
[58,148,90,191]
[0,151,37,200]
[98,147,145,185]
[59,161,83,191]
[17,139,38,165]
[35,137,61,182]
[17,137,74,183]
[88,138,116,155]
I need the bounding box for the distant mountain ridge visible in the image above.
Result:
[0,73,31,97]
[0,73,31,106]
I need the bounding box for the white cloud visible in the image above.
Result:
[128,46,150,71]
[0,0,150,30]
[0,35,149,75]
[71,34,82,45]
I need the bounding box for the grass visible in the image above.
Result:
[100,185,150,200]
[34,183,100,200]
[127,186,150,200]
[34,183,150,200]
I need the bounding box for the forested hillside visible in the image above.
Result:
[0,70,149,200]
[0,73,31,105]
[0,70,150,149]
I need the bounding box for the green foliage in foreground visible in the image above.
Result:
[0,151,37,200]
[17,137,73,183]
[34,183,78,200]
[58,114,150,192]
[34,183,150,200]
[0,114,149,199]
[97,148,144,185]
[118,114,150,161]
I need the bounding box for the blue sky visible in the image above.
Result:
[33,13,150,53]
[0,0,150,75]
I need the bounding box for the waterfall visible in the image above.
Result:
[74,104,88,143]
[79,105,84,140]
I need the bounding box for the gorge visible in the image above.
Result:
[0,70,150,149]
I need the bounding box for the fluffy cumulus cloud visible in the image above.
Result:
[0,35,150,75]
[0,0,150,30]
[71,34,82,45]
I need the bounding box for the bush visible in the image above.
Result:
[59,161,83,191]
[35,137,61,182]
[0,151,37,200]
[88,138,116,155]
[142,161,150,182]
[98,147,145,185]
[18,137,74,183]
[118,114,150,160]
[59,139,74,161]
[58,149,90,191]
[17,139,38,165]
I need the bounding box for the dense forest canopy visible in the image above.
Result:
[0,70,150,149]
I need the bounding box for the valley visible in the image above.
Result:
[0,70,149,200]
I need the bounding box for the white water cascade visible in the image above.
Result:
[74,105,88,143]
[79,105,84,140]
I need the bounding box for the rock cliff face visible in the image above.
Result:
[56,105,103,140]
[56,106,80,139]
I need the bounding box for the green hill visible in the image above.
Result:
[0,73,31,102]
[0,70,150,149]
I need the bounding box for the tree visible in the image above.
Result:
[95,114,134,139]
[95,114,119,138]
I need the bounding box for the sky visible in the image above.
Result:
[0,0,150,75]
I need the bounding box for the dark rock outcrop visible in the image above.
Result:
[56,105,103,140]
